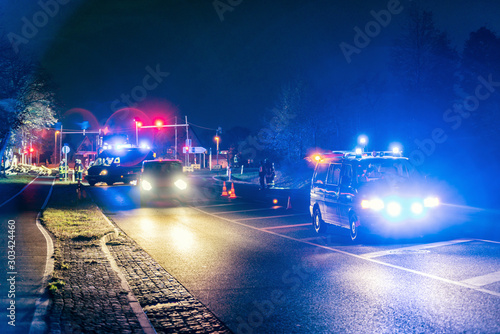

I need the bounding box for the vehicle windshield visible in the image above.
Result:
[356,159,417,184]
[93,157,120,167]
[144,162,183,175]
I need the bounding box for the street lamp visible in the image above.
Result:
[358,135,368,152]
[135,120,142,147]
[214,136,220,165]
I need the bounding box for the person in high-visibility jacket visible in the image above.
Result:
[59,160,68,181]
[74,159,84,182]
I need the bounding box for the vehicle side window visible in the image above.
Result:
[326,164,341,186]
[313,163,328,184]
[341,165,352,186]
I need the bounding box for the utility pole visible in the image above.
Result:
[175,116,177,160]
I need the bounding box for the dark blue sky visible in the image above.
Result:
[2,0,500,132]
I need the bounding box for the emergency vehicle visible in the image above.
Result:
[310,149,441,240]
[86,146,155,186]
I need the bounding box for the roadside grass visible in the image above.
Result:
[41,184,114,241]
[0,174,37,204]
[0,174,37,184]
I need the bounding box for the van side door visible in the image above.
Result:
[338,164,355,227]
[324,163,342,225]
[310,163,328,219]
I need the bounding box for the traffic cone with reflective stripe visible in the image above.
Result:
[229,182,237,198]
[221,181,228,197]
[286,196,292,210]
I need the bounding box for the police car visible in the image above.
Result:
[310,149,441,240]
[86,147,154,186]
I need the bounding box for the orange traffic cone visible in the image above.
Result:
[286,196,292,210]
[229,182,237,198]
[221,181,228,197]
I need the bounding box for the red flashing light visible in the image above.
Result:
[103,127,109,135]
[29,147,34,153]
[136,121,143,128]
[155,119,164,128]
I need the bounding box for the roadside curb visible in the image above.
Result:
[98,212,156,334]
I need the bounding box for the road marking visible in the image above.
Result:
[475,239,500,245]
[233,213,308,221]
[262,223,311,230]
[461,271,500,287]
[360,239,473,259]
[0,175,39,208]
[30,177,55,334]
[196,202,248,208]
[215,207,281,214]
[192,206,500,298]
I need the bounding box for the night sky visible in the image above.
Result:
[2,0,500,132]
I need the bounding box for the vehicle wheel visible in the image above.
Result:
[349,213,359,241]
[312,206,326,234]
[88,182,96,186]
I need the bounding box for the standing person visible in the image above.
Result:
[265,160,275,188]
[259,160,266,190]
[59,160,67,181]
[74,159,84,183]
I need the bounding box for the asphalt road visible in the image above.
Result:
[0,176,54,334]
[90,181,500,333]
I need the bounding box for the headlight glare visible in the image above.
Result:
[411,202,424,215]
[387,201,402,217]
[174,179,187,190]
[141,180,152,191]
[361,198,384,211]
[99,170,108,176]
[424,197,439,207]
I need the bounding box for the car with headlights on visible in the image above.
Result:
[310,150,441,241]
[139,159,189,206]
[86,147,154,186]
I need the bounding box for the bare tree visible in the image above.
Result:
[0,45,56,175]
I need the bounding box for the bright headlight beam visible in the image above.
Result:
[411,202,424,215]
[141,180,152,191]
[387,201,402,217]
[424,197,440,207]
[174,179,187,190]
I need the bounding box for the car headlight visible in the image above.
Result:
[424,197,439,207]
[174,179,187,190]
[141,180,152,191]
[386,201,402,217]
[411,202,424,215]
[99,170,108,176]
[361,198,384,211]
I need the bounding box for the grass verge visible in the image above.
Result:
[41,184,114,241]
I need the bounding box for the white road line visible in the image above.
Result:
[234,213,308,221]
[215,207,280,214]
[192,206,500,298]
[360,239,473,259]
[0,175,39,208]
[30,177,55,334]
[263,223,311,230]
[475,239,500,245]
[461,271,500,287]
[196,202,248,208]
